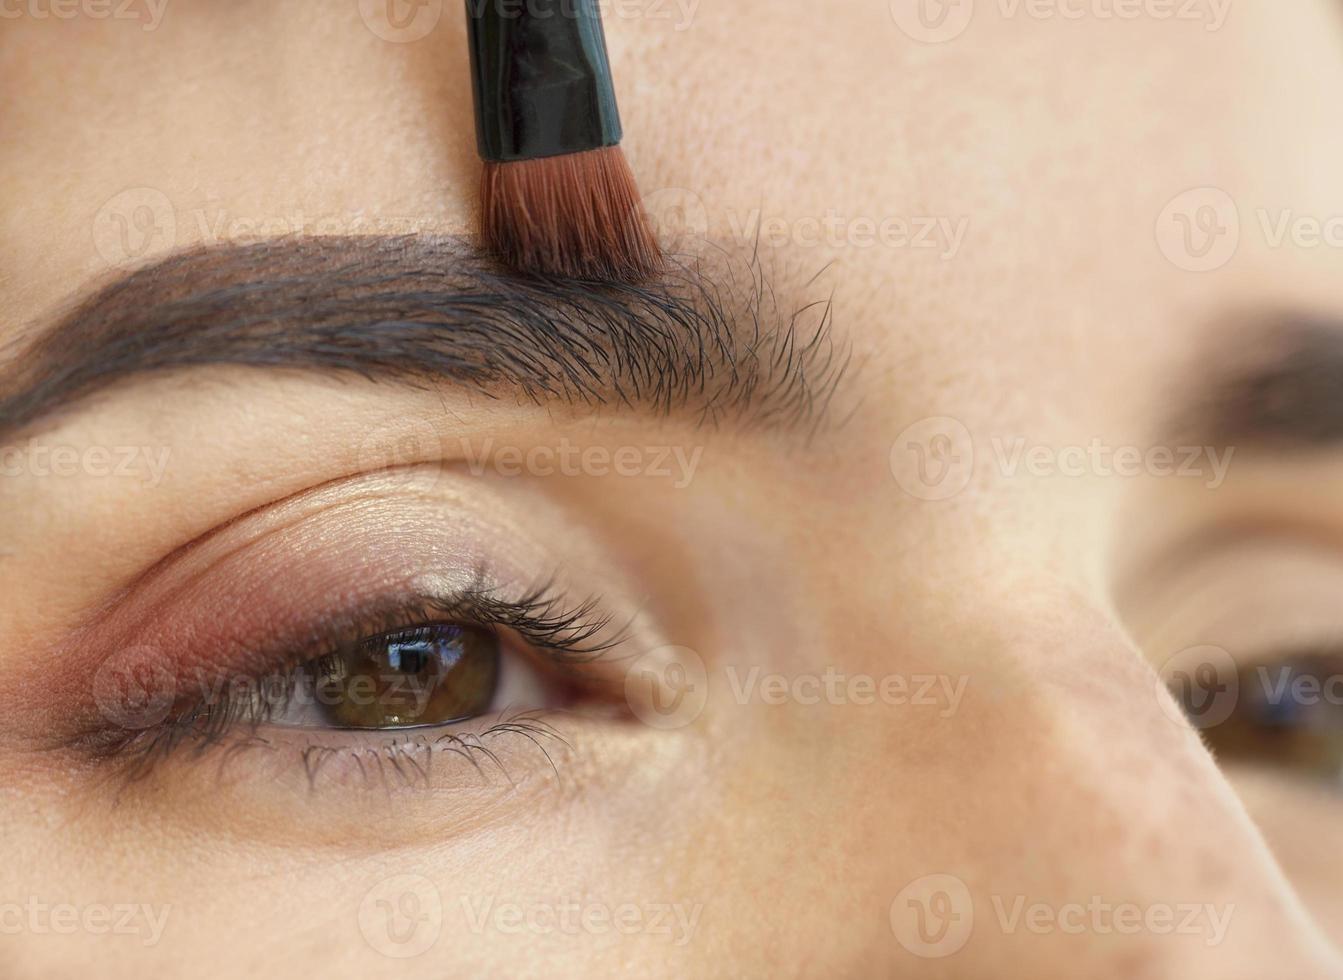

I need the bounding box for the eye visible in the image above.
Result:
[228,612,576,738]
[303,624,502,730]
[1174,650,1343,784]
[76,582,616,777]
[1113,533,1343,788]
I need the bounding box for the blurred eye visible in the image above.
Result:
[305,624,501,729]
[1113,533,1343,787]
[1173,651,1343,784]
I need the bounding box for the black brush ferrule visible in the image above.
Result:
[466,0,623,163]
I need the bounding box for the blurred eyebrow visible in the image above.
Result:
[1191,313,1343,448]
[0,235,848,441]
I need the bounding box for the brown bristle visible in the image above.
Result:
[480,145,664,282]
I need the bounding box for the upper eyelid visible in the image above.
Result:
[183,576,626,702]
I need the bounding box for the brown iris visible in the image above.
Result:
[308,624,500,729]
[1177,652,1343,782]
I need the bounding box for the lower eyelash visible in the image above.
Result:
[109,708,573,793]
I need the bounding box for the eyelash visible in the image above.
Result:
[95,576,626,787]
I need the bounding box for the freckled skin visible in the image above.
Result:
[1,1,1343,977]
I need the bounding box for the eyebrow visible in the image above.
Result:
[1186,313,1343,448]
[0,235,849,441]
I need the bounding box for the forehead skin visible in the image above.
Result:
[3,1,1343,978]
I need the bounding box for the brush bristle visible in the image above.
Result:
[480,145,664,282]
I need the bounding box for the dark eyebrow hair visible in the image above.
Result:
[0,235,850,441]
[1185,313,1343,449]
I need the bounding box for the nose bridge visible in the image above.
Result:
[865,605,1342,977]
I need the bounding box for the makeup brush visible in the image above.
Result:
[466,0,663,281]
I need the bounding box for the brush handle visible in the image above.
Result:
[466,0,624,163]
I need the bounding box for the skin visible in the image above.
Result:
[2,0,1343,977]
